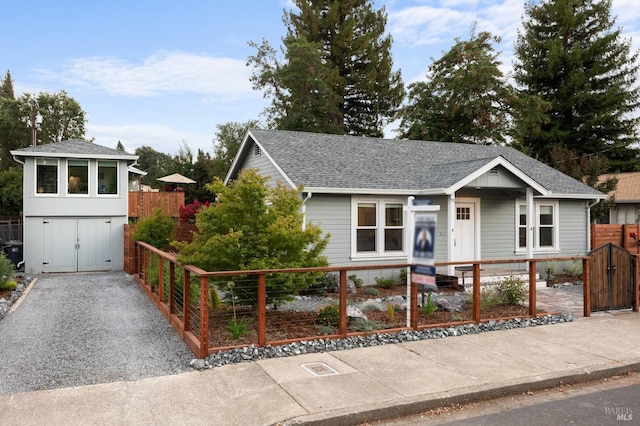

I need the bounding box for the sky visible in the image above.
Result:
[2,0,639,158]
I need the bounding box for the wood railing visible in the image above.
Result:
[132,240,596,359]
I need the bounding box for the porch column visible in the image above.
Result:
[448,193,456,276]
[526,187,534,261]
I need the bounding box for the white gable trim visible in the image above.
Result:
[225,130,297,190]
[444,156,549,196]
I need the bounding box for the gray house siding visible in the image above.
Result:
[557,200,589,255]
[478,190,518,260]
[242,143,287,188]
[305,194,351,265]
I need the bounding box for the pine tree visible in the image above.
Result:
[514,0,640,170]
[249,0,403,137]
[0,71,30,169]
[399,29,514,145]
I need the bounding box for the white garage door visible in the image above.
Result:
[43,218,112,272]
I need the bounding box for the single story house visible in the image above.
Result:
[598,172,640,224]
[226,129,606,276]
[11,140,139,274]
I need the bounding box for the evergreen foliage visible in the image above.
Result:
[514,0,640,170]
[175,169,329,309]
[132,208,177,250]
[399,28,515,145]
[248,0,404,137]
[0,167,23,216]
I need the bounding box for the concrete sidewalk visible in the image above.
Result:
[0,311,638,425]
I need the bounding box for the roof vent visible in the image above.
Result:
[254,144,261,157]
[490,167,499,174]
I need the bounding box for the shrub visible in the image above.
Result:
[226,281,252,339]
[178,199,210,225]
[365,287,380,296]
[316,303,340,327]
[564,260,583,277]
[421,293,438,316]
[0,252,15,288]
[477,287,502,310]
[133,208,177,249]
[359,300,383,312]
[385,302,396,321]
[399,268,408,283]
[374,276,396,288]
[348,274,363,288]
[498,276,527,305]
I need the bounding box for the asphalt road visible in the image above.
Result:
[0,272,193,395]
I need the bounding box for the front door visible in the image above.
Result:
[454,202,476,262]
[43,218,112,272]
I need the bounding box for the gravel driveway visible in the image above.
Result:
[0,272,193,395]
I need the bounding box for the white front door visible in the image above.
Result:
[43,218,112,272]
[454,202,476,262]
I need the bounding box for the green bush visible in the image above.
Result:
[316,303,340,327]
[421,293,438,316]
[470,287,503,310]
[132,208,177,249]
[374,276,396,288]
[498,276,527,305]
[564,260,583,277]
[348,274,363,288]
[0,252,15,288]
[365,287,380,296]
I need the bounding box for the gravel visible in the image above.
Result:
[0,272,193,395]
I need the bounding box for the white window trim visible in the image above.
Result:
[515,199,560,254]
[96,160,119,197]
[34,158,60,196]
[66,159,91,197]
[351,196,407,261]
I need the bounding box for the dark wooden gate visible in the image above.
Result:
[589,243,634,311]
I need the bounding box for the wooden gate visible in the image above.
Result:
[589,243,634,311]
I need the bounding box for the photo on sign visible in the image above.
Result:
[413,215,436,261]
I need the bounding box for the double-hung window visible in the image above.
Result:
[36,158,58,194]
[516,200,559,252]
[353,198,405,258]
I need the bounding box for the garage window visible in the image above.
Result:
[36,158,58,194]
[68,160,89,195]
[97,161,118,195]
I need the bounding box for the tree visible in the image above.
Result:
[115,141,125,151]
[0,71,30,170]
[514,0,640,169]
[0,167,23,216]
[17,90,87,145]
[210,120,260,179]
[189,149,215,203]
[399,29,515,145]
[549,146,616,222]
[134,146,175,187]
[175,169,329,308]
[248,0,404,137]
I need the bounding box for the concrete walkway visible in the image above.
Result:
[0,308,638,425]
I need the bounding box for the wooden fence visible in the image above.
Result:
[591,224,640,254]
[128,192,185,218]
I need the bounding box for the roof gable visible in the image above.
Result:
[228,129,605,199]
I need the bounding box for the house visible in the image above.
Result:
[11,140,139,274]
[226,129,606,275]
[598,172,640,224]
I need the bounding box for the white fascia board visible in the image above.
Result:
[224,131,254,184]
[303,187,441,196]
[258,143,298,190]
[540,193,607,200]
[10,151,138,161]
[444,156,549,196]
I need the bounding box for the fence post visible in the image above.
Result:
[634,255,639,313]
[257,274,266,346]
[158,257,164,299]
[199,276,209,358]
[472,263,481,322]
[169,262,175,314]
[409,271,418,329]
[583,257,591,317]
[528,260,537,317]
[183,269,191,331]
[339,269,347,337]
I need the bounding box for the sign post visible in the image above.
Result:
[406,197,440,326]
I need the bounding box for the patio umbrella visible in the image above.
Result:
[157,173,196,184]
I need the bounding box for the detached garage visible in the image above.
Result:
[11,140,139,274]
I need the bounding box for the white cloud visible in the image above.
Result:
[38,51,254,98]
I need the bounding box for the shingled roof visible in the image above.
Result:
[11,139,138,161]
[230,129,604,199]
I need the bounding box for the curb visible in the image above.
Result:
[281,361,640,425]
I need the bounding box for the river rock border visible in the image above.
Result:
[0,274,32,321]
[192,313,574,370]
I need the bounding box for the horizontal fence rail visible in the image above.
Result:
[131,241,608,359]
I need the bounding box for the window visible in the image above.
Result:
[97,161,118,195]
[353,198,405,257]
[67,159,89,195]
[516,200,559,251]
[36,158,58,194]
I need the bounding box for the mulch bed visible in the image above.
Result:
[205,284,537,349]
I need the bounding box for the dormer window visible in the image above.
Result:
[67,159,89,195]
[36,158,58,194]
